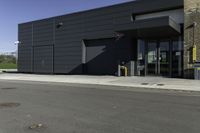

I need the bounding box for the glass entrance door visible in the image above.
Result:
[147,40,170,76]
[159,41,170,76]
[137,38,183,77]
[147,41,157,75]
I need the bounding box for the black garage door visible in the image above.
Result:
[33,46,53,73]
[85,38,117,75]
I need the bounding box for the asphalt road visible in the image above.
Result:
[0,80,200,133]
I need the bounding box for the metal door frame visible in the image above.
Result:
[145,39,172,77]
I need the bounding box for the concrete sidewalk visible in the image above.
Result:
[0,69,17,73]
[0,73,199,92]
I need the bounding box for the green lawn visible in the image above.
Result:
[0,63,17,69]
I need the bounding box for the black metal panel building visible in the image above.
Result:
[18,0,184,77]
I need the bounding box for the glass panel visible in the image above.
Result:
[147,42,157,75]
[159,41,170,76]
[137,40,145,76]
[172,38,183,77]
[140,37,183,77]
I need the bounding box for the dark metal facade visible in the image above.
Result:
[18,0,183,75]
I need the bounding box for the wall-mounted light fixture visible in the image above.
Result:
[115,32,125,41]
[56,22,63,28]
[14,41,21,45]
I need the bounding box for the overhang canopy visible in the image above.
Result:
[115,16,181,38]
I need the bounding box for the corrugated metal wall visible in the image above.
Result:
[33,46,53,73]
[18,23,33,72]
[18,0,183,74]
[54,14,83,74]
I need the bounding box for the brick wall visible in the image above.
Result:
[184,0,200,78]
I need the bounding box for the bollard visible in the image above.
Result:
[118,64,121,77]
[120,66,128,77]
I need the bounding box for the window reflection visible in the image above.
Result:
[137,40,145,76]
[172,38,183,77]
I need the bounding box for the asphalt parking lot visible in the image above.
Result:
[0,79,200,133]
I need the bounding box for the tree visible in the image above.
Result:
[0,55,16,64]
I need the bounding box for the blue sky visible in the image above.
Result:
[0,0,132,52]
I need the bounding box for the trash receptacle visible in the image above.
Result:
[194,62,200,80]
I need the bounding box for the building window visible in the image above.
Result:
[172,37,183,77]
